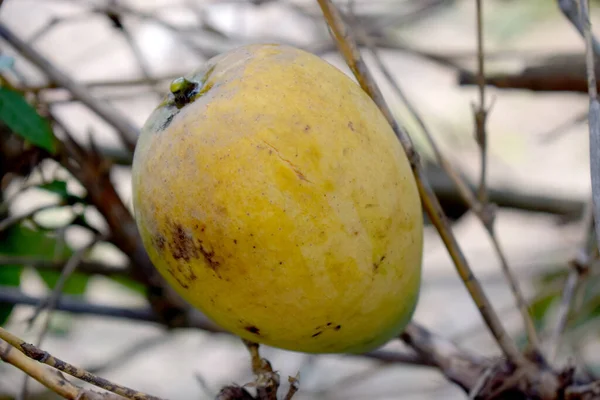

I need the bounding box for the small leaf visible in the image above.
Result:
[38,180,69,198]
[0,87,57,153]
[37,270,89,296]
[0,265,22,326]
[530,291,559,328]
[110,275,146,296]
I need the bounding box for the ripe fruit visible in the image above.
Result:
[131,44,423,354]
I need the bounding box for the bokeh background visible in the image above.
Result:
[0,1,598,399]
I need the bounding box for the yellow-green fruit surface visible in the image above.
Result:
[131,43,423,354]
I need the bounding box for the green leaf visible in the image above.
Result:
[38,180,69,198]
[0,87,57,153]
[0,224,89,295]
[36,270,89,296]
[530,291,559,328]
[0,265,22,326]
[110,275,146,296]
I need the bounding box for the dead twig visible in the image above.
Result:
[26,234,107,325]
[0,339,123,400]
[0,327,166,400]
[315,0,527,368]
[354,12,541,356]
[576,0,600,257]
[400,322,490,391]
[282,375,299,400]
[242,340,280,400]
[473,0,489,204]
[0,23,139,152]
[0,256,130,277]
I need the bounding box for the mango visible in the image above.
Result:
[131,43,423,354]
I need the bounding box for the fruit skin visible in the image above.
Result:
[131,43,423,354]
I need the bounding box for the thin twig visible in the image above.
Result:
[283,374,300,400]
[242,340,280,400]
[565,380,600,399]
[315,0,527,368]
[19,234,106,399]
[473,0,488,204]
[0,256,130,276]
[400,322,490,391]
[0,339,123,400]
[355,17,541,353]
[0,23,139,152]
[559,0,600,56]
[0,327,166,400]
[576,0,600,256]
[547,266,581,362]
[27,235,106,324]
[546,201,595,362]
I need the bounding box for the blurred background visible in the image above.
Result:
[0,0,599,399]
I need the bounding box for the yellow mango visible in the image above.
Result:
[131,43,423,354]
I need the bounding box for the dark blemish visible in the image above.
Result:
[166,265,190,288]
[57,380,66,387]
[234,239,238,244]
[365,204,376,208]
[170,224,197,262]
[152,234,166,251]
[159,111,178,131]
[250,233,254,237]
[253,246,256,249]
[335,325,341,330]
[327,322,332,326]
[198,241,221,272]
[348,121,354,131]
[353,231,359,236]
[373,255,386,273]
[312,331,323,338]
[245,326,261,335]
[279,261,283,265]
[304,125,311,132]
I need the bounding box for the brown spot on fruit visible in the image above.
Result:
[373,255,386,273]
[335,325,341,331]
[152,234,166,251]
[304,125,311,132]
[245,326,261,335]
[311,331,323,338]
[166,265,190,289]
[348,121,354,131]
[198,241,221,272]
[169,223,198,262]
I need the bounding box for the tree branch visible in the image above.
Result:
[0,339,123,400]
[315,0,527,368]
[0,23,139,152]
[0,327,166,400]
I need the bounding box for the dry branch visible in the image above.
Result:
[0,23,139,152]
[0,327,165,400]
[315,0,527,368]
